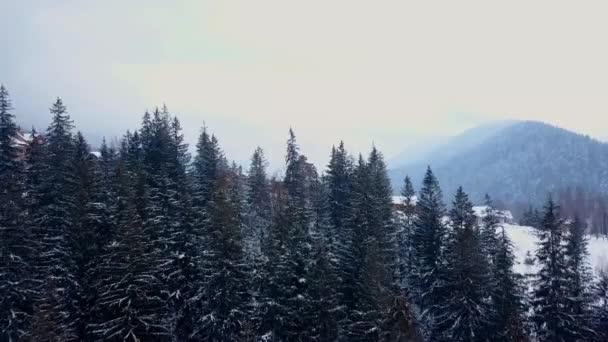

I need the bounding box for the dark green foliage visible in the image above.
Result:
[592,271,608,341]
[5,89,600,341]
[0,85,34,341]
[397,175,416,290]
[432,187,491,342]
[409,167,446,310]
[562,215,594,340]
[196,174,251,341]
[531,199,572,342]
[342,149,400,341]
[31,98,81,341]
[89,158,170,341]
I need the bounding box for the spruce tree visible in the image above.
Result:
[280,129,315,338]
[493,228,527,341]
[480,194,500,268]
[89,154,170,341]
[531,199,572,341]
[592,270,608,341]
[343,149,402,341]
[563,215,593,340]
[196,174,251,341]
[244,147,271,258]
[409,167,446,311]
[397,175,416,291]
[0,84,33,341]
[31,98,80,341]
[325,141,355,336]
[71,132,111,339]
[257,181,293,341]
[326,141,353,239]
[433,187,491,341]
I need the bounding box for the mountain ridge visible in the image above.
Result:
[389,120,608,207]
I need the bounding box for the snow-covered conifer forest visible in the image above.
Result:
[2,85,608,341]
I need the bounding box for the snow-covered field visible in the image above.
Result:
[503,224,608,277]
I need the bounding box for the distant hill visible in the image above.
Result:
[389,121,608,206]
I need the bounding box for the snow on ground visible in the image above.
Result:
[503,224,608,277]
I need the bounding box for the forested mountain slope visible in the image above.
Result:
[390,121,608,206]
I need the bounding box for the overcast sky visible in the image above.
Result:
[2,0,608,171]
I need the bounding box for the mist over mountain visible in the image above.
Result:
[389,120,608,206]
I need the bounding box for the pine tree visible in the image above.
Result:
[31,98,81,341]
[562,215,593,340]
[480,194,500,268]
[308,170,340,341]
[343,149,401,341]
[89,155,170,341]
[397,175,416,291]
[196,174,251,341]
[531,199,572,342]
[326,141,353,239]
[279,129,315,338]
[325,141,355,336]
[71,132,111,340]
[591,270,608,341]
[257,180,294,341]
[492,228,527,341]
[244,147,271,258]
[409,167,446,312]
[192,127,224,210]
[433,187,491,342]
[0,84,33,341]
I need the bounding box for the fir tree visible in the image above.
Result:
[31,98,81,341]
[0,84,33,341]
[89,156,170,341]
[531,199,572,341]
[492,228,527,341]
[257,180,294,341]
[397,175,416,291]
[591,270,608,341]
[562,215,593,340]
[480,194,500,268]
[343,149,401,341]
[433,187,491,342]
[409,167,446,311]
[244,147,271,258]
[196,174,251,341]
[325,141,355,336]
[326,141,353,239]
[71,132,111,339]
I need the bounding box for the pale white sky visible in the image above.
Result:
[2,0,607,170]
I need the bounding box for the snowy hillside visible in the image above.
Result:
[504,223,608,276]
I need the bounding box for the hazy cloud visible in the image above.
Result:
[2,0,608,170]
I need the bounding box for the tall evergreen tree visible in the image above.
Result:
[531,199,572,342]
[409,167,446,312]
[343,149,402,341]
[397,175,416,290]
[71,132,112,340]
[433,187,491,342]
[31,98,80,341]
[480,194,500,268]
[196,174,251,341]
[89,154,170,341]
[0,84,33,341]
[244,147,271,258]
[326,141,353,239]
[278,129,315,338]
[562,215,593,340]
[592,270,608,341]
[257,180,294,341]
[325,141,355,336]
[492,228,527,341]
